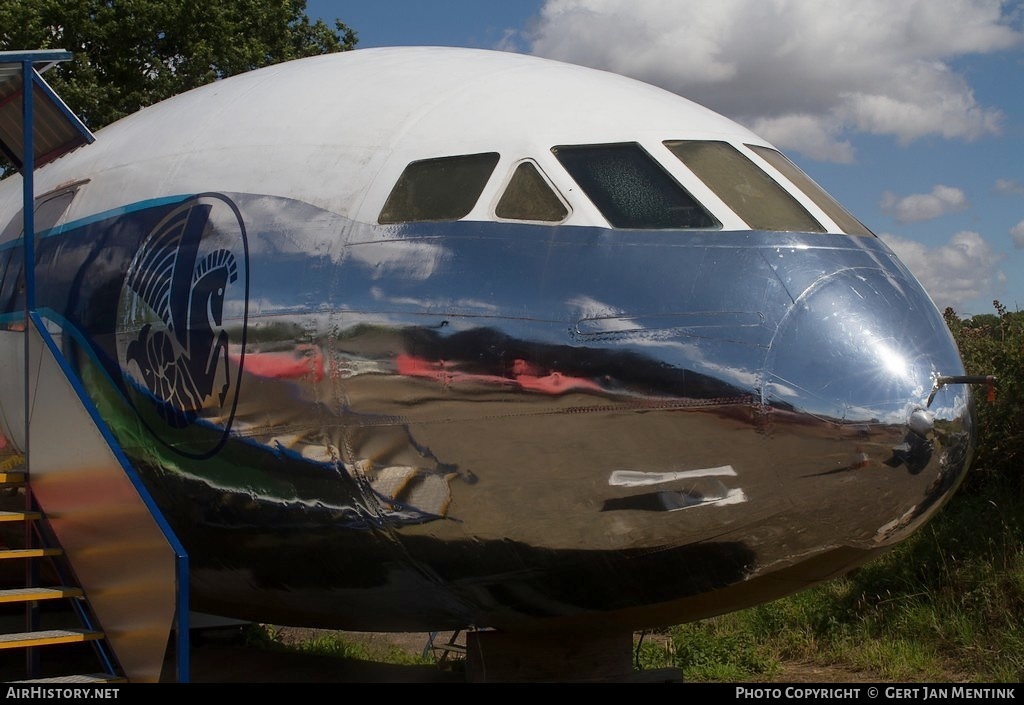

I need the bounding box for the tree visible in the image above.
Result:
[944,301,1024,494]
[0,0,357,131]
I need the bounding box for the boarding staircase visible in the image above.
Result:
[0,318,191,684]
[0,50,190,684]
[0,459,125,682]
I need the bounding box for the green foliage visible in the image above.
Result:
[943,301,1024,495]
[666,618,780,681]
[292,634,432,666]
[0,0,358,131]
[633,632,676,671]
[241,622,281,648]
[241,624,433,666]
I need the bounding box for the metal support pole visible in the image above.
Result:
[177,555,190,682]
[20,58,39,680]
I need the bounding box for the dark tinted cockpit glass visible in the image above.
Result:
[746,144,874,236]
[495,161,569,222]
[665,140,826,233]
[379,152,500,224]
[552,143,719,229]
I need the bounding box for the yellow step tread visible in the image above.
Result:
[0,586,84,603]
[0,629,104,649]
[0,510,41,522]
[0,471,25,483]
[9,674,126,684]
[0,455,25,473]
[0,548,63,560]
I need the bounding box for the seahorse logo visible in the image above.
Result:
[117,193,249,458]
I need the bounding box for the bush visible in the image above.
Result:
[943,301,1024,495]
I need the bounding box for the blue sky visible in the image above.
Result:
[308,0,1024,318]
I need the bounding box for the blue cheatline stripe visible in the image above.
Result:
[28,310,191,683]
[0,194,195,249]
[38,194,193,239]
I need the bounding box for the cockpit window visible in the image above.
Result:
[495,161,569,222]
[0,184,84,320]
[745,144,874,236]
[0,183,84,242]
[552,143,719,229]
[33,190,78,235]
[664,140,826,233]
[379,152,500,224]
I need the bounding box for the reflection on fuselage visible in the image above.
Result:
[0,191,973,632]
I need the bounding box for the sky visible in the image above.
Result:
[307,0,1024,318]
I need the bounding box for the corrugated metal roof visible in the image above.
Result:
[0,50,94,171]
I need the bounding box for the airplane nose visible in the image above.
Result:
[763,266,975,546]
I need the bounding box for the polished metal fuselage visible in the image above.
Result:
[0,191,973,632]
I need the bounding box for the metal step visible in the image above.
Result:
[0,586,84,603]
[0,548,62,560]
[0,629,104,649]
[0,509,41,522]
[8,674,127,684]
[0,455,25,474]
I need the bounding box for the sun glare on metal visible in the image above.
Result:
[871,335,911,381]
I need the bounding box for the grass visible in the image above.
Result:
[241,624,436,667]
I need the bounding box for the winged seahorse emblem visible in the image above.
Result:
[124,201,238,429]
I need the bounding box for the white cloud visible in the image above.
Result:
[527,0,1022,161]
[879,185,969,223]
[996,178,1024,196]
[881,230,1005,311]
[1011,220,1024,248]
[747,114,855,163]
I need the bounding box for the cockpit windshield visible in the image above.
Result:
[378,140,873,237]
[664,140,826,233]
[552,142,719,229]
